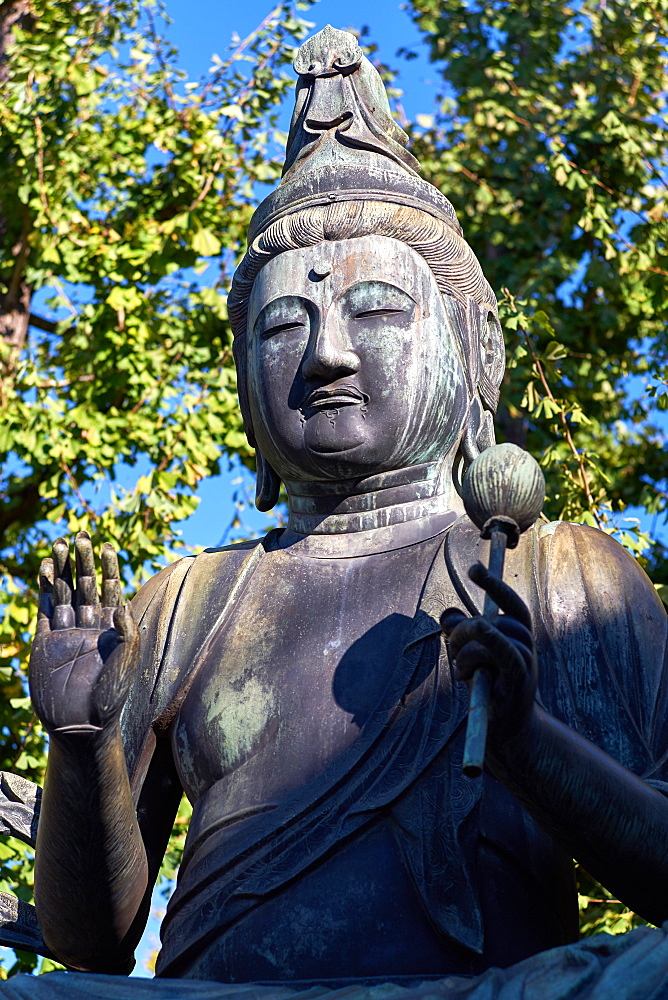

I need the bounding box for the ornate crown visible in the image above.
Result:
[248,25,462,244]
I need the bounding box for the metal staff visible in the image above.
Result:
[460,443,546,778]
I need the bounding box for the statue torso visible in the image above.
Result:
[172,521,447,802]
[156,517,577,983]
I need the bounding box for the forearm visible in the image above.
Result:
[35,722,148,972]
[489,706,668,925]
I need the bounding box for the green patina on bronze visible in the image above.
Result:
[0,23,666,1000]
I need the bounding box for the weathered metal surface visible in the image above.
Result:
[4,927,668,998]
[0,891,53,960]
[7,21,668,1000]
[285,25,419,181]
[460,444,546,775]
[245,234,470,504]
[0,771,40,847]
[462,443,546,539]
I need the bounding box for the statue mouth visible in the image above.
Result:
[303,385,369,411]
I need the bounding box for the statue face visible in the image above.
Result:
[246,235,470,482]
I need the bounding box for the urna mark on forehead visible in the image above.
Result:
[247,235,439,333]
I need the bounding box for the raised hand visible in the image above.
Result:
[441,562,537,745]
[29,532,139,733]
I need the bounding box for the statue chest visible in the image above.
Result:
[171,534,445,805]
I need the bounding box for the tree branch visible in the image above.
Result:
[523,334,603,528]
[28,313,57,333]
[0,479,42,546]
[0,0,31,85]
[0,279,30,353]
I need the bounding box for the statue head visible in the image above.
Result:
[228,26,504,512]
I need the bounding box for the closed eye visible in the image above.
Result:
[354,308,406,319]
[261,320,305,337]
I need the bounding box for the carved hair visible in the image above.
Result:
[230,201,496,332]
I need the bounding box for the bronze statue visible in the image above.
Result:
[1,25,668,1000]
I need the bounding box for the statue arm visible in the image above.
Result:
[36,723,183,973]
[30,539,186,973]
[488,703,668,925]
[35,724,151,973]
[446,522,668,925]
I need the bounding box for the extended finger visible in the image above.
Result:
[101,544,122,608]
[449,617,527,678]
[74,531,100,628]
[52,538,75,629]
[52,589,75,629]
[74,530,96,582]
[36,558,54,634]
[52,538,73,596]
[440,607,467,636]
[74,531,99,604]
[468,562,532,629]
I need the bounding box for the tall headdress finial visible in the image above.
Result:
[283,25,419,180]
[246,25,463,245]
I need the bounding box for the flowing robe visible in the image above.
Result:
[2,516,668,998]
[118,517,668,980]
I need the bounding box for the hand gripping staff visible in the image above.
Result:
[459,443,545,777]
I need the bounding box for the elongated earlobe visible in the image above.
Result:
[475,408,495,454]
[255,450,281,511]
[461,396,483,468]
[454,398,496,497]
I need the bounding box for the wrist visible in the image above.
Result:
[487,702,540,776]
[47,718,121,756]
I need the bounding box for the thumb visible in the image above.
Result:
[113,606,138,644]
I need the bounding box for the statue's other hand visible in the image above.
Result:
[29,533,139,733]
[441,562,537,741]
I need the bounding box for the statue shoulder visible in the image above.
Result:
[535,520,668,774]
[129,537,267,632]
[445,515,668,771]
[122,534,270,777]
[535,519,666,625]
[445,513,665,626]
[129,556,191,625]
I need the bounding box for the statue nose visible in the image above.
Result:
[302,317,360,381]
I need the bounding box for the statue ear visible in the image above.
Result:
[255,449,281,511]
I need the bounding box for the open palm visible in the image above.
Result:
[29,532,139,733]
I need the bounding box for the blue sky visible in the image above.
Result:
[165,0,435,122]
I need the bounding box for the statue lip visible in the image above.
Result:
[303,385,368,410]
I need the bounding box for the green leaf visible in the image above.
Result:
[192,229,222,257]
